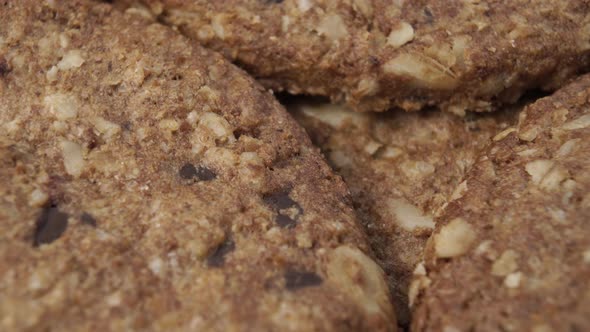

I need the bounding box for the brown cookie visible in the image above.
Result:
[0,1,396,331]
[290,100,519,326]
[114,0,590,113]
[412,75,590,331]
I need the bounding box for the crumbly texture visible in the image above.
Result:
[290,100,518,326]
[114,0,590,113]
[0,1,397,331]
[412,75,590,331]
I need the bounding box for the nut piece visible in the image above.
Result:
[532,324,554,332]
[46,66,58,82]
[328,246,395,323]
[401,160,435,180]
[434,218,477,258]
[297,0,312,12]
[364,140,382,156]
[449,180,468,201]
[562,114,590,130]
[301,104,365,129]
[493,127,516,141]
[539,165,569,191]
[556,139,580,157]
[353,0,373,17]
[383,53,459,90]
[148,257,164,276]
[317,14,348,41]
[329,150,353,168]
[408,275,431,307]
[504,272,522,288]
[491,250,519,276]
[517,111,540,141]
[59,139,85,177]
[517,148,539,157]
[57,50,84,70]
[29,188,49,207]
[525,160,569,191]
[525,160,555,185]
[92,117,121,140]
[211,15,226,40]
[388,198,434,231]
[158,118,180,132]
[387,22,414,48]
[239,152,263,166]
[199,112,236,144]
[44,93,78,120]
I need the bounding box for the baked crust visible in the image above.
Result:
[116,0,590,113]
[412,75,590,331]
[0,1,396,331]
[291,100,519,326]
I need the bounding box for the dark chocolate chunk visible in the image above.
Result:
[285,269,323,290]
[266,0,284,3]
[424,7,434,23]
[263,190,297,210]
[195,165,216,181]
[276,214,296,229]
[34,205,69,246]
[0,58,10,77]
[369,55,380,66]
[179,163,197,179]
[207,239,235,267]
[80,212,97,227]
[179,163,217,181]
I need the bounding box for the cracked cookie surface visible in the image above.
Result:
[115,0,590,113]
[290,100,519,326]
[0,1,396,331]
[412,75,590,331]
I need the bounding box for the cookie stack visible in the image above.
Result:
[1,1,588,331]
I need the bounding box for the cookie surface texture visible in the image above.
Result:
[117,0,590,113]
[0,1,396,331]
[412,75,590,331]
[291,101,518,326]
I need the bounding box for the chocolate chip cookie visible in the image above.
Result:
[0,1,396,330]
[115,0,590,113]
[412,75,590,331]
[290,100,519,326]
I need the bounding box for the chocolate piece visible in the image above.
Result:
[263,190,297,210]
[179,163,198,179]
[285,269,323,290]
[0,58,9,77]
[275,214,296,229]
[34,205,69,246]
[179,163,216,181]
[80,212,97,227]
[207,239,235,267]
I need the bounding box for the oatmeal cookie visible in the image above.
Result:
[116,0,590,113]
[291,100,518,326]
[412,75,590,331]
[0,1,396,331]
